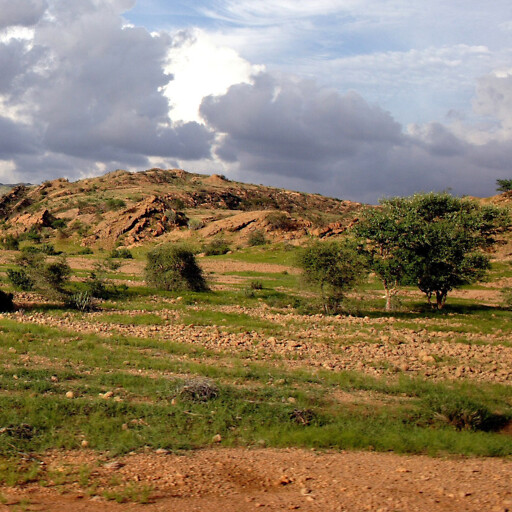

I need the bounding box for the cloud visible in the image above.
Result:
[200,71,512,202]
[0,0,212,182]
[0,0,48,29]
[163,28,264,122]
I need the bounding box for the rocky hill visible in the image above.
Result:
[0,168,362,249]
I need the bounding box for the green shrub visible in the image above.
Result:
[297,240,367,314]
[25,227,41,243]
[105,198,126,210]
[14,253,71,300]
[424,396,508,432]
[2,234,19,251]
[76,247,94,255]
[86,259,123,299]
[7,269,34,291]
[247,230,267,246]
[40,243,60,255]
[0,290,14,312]
[145,244,208,292]
[202,238,230,256]
[188,218,204,231]
[51,218,67,229]
[110,248,133,259]
[502,287,512,309]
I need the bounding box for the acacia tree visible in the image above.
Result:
[297,240,367,314]
[354,206,413,310]
[359,192,509,310]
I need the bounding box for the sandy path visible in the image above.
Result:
[2,448,512,511]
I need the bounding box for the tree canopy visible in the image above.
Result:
[355,192,509,309]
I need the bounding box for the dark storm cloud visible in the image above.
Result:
[201,73,403,176]
[0,0,48,29]
[0,116,40,158]
[0,0,212,181]
[200,71,512,202]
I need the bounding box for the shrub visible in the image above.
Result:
[202,238,230,256]
[297,240,367,314]
[249,279,263,290]
[51,218,68,229]
[188,218,204,231]
[177,378,219,402]
[145,244,208,292]
[77,247,94,255]
[2,234,19,251]
[110,248,133,259]
[266,212,296,231]
[105,198,126,210]
[0,290,14,312]
[86,259,123,299]
[247,230,267,246]
[425,396,508,432]
[14,253,71,300]
[502,287,512,309]
[25,227,41,243]
[40,243,60,255]
[7,269,34,291]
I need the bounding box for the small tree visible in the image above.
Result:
[354,206,413,310]
[496,179,512,192]
[145,244,208,292]
[14,252,71,301]
[297,240,367,314]
[369,193,509,309]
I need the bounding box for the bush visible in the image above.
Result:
[51,218,68,229]
[425,396,508,432]
[76,247,94,255]
[105,198,126,210]
[14,253,71,300]
[177,378,219,402]
[145,244,208,292]
[86,259,123,299]
[266,212,296,231]
[202,238,230,256]
[2,234,19,251]
[247,230,267,246]
[7,269,34,291]
[297,240,367,314]
[249,279,263,290]
[188,218,204,231]
[0,290,14,312]
[110,248,133,259]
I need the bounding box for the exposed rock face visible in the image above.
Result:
[0,168,363,247]
[0,185,31,218]
[10,209,55,235]
[83,196,189,247]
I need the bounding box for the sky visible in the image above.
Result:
[0,0,511,202]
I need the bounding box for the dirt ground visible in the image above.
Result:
[2,448,512,512]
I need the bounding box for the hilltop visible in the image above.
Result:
[0,168,361,249]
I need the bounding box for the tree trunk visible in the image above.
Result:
[436,290,446,309]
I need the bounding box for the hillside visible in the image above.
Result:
[0,168,361,249]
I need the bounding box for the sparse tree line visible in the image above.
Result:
[302,192,510,312]
[0,192,510,315]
